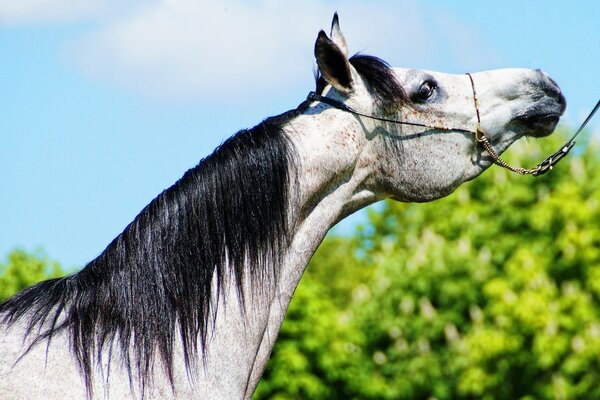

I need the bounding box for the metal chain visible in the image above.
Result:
[465,73,541,176]
[476,133,540,175]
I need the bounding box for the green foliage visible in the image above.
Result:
[0,249,65,302]
[256,132,600,400]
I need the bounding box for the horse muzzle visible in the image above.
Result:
[516,70,567,137]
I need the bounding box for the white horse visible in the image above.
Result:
[0,14,565,400]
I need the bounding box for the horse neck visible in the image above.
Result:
[203,106,380,398]
[0,102,380,400]
[284,107,379,273]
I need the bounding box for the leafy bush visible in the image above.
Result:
[256,132,600,399]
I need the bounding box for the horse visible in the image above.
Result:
[0,14,565,400]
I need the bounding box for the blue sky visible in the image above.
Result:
[1,0,599,270]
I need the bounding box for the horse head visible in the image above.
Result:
[311,14,566,203]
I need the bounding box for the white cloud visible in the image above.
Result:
[66,0,436,102]
[69,0,323,101]
[0,0,153,25]
[47,0,500,103]
[0,0,100,25]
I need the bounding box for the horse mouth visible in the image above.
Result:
[516,113,562,137]
[515,84,566,138]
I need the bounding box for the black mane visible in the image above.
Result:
[0,107,302,394]
[316,53,406,112]
[0,52,402,397]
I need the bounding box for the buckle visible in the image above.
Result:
[532,141,575,176]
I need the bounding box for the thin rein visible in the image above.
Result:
[307,75,600,177]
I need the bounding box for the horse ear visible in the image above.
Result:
[330,12,348,57]
[314,30,353,94]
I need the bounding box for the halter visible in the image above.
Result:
[307,74,600,177]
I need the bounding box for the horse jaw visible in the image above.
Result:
[364,67,565,202]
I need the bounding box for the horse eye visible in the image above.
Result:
[416,80,436,101]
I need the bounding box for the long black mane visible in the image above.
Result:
[0,53,402,396]
[0,107,302,393]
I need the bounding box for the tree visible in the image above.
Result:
[255,132,600,399]
[0,249,64,302]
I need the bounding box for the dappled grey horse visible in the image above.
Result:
[0,14,565,400]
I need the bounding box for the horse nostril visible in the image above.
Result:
[547,76,560,90]
[536,69,567,111]
[536,69,558,90]
[558,92,567,110]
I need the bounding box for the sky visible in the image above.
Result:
[1,0,599,270]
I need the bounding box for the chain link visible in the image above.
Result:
[476,133,541,175]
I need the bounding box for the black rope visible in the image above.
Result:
[306,91,473,134]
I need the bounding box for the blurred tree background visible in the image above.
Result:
[2,131,599,399]
[0,249,64,302]
[254,132,600,400]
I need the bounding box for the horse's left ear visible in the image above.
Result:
[314,30,353,94]
[330,12,348,57]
